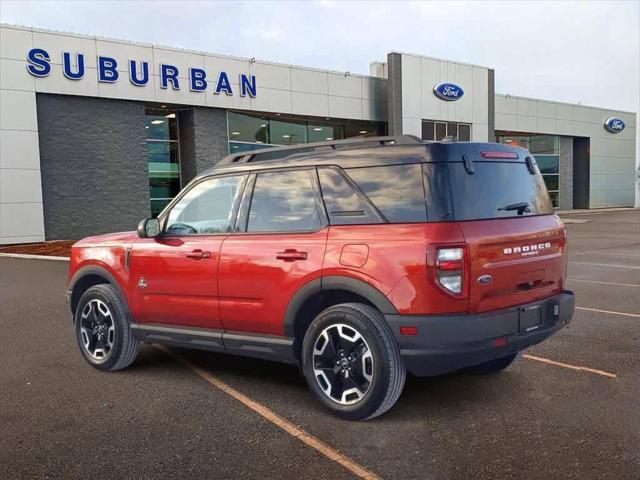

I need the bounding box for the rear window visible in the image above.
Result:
[425,161,554,221]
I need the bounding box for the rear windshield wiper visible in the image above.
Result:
[498,202,531,215]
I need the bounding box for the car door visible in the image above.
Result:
[218,168,328,336]
[130,173,247,329]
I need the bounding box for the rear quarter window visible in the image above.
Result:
[345,164,428,223]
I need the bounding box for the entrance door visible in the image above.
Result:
[130,174,247,329]
[218,169,328,336]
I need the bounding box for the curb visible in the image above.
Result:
[0,253,70,261]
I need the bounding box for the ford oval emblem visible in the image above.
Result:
[604,117,625,133]
[433,83,464,101]
[477,274,493,285]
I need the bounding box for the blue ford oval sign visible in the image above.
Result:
[604,117,625,133]
[433,83,464,101]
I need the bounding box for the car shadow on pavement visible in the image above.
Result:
[131,343,530,423]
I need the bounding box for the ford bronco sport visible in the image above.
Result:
[67,135,575,420]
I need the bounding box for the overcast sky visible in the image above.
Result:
[1,0,638,114]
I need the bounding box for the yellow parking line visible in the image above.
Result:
[155,345,381,480]
[523,354,617,378]
[576,306,640,318]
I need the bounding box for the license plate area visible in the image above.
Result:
[519,304,542,333]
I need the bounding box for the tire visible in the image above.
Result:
[74,284,139,371]
[301,303,406,420]
[466,352,521,374]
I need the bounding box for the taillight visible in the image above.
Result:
[436,247,465,294]
[427,245,469,298]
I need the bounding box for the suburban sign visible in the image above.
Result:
[433,82,464,101]
[603,117,625,133]
[26,48,257,97]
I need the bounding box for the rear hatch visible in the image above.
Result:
[424,143,567,313]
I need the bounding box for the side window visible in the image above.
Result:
[345,164,428,223]
[247,170,322,232]
[165,175,245,235]
[317,167,382,225]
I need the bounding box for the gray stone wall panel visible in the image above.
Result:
[36,94,149,240]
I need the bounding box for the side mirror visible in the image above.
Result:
[137,218,160,238]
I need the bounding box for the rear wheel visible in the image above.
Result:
[74,284,139,371]
[301,303,406,420]
[466,352,521,374]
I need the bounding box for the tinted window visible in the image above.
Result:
[432,162,553,220]
[166,175,245,235]
[317,168,381,225]
[458,124,471,141]
[248,170,322,232]
[346,164,428,223]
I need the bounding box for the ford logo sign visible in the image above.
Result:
[604,117,625,133]
[433,83,464,101]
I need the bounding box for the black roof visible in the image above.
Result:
[199,135,528,178]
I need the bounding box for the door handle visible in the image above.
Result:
[186,249,211,260]
[276,249,308,261]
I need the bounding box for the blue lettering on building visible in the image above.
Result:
[62,52,85,80]
[26,48,257,97]
[240,74,257,97]
[98,56,119,82]
[189,68,207,92]
[215,72,233,95]
[129,60,149,86]
[26,48,51,77]
[160,64,180,90]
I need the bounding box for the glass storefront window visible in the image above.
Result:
[422,120,472,141]
[146,108,181,217]
[270,118,308,145]
[535,155,560,174]
[530,135,559,155]
[458,124,471,141]
[422,121,435,141]
[308,121,344,142]
[228,112,269,143]
[228,112,386,153]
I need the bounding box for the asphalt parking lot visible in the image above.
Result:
[1,210,639,479]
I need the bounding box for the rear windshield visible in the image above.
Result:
[424,161,554,221]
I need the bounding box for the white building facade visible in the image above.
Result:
[0,24,636,244]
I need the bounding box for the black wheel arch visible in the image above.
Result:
[68,265,129,318]
[284,275,398,346]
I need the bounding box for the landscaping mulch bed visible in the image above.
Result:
[0,240,75,257]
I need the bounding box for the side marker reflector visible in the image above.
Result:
[400,326,418,336]
[494,337,507,347]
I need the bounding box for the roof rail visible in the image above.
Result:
[217,135,423,166]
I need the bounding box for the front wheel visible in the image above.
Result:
[74,284,139,371]
[301,303,406,420]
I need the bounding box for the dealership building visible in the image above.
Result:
[0,23,637,244]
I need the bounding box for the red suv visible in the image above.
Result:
[67,135,574,420]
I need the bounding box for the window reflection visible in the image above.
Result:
[166,176,244,235]
[496,133,560,207]
[317,168,379,225]
[346,164,427,223]
[248,170,321,232]
[228,111,386,152]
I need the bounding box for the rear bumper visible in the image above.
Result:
[385,291,575,377]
